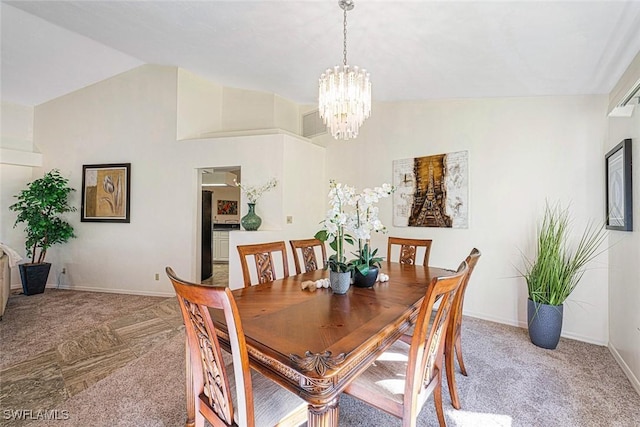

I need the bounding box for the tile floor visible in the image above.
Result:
[1,263,228,426]
[0,297,183,427]
[201,262,229,287]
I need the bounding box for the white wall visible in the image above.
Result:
[29,65,325,296]
[607,53,640,393]
[317,95,610,345]
[603,53,640,393]
[607,112,640,393]
[33,65,180,295]
[203,133,326,289]
[1,102,36,284]
[176,69,222,140]
[8,61,618,347]
[176,69,301,139]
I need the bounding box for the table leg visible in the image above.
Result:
[308,398,339,427]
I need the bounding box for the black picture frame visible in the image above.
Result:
[605,139,632,231]
[81,163,131,223]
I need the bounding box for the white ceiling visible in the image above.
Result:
[2,1,640,107]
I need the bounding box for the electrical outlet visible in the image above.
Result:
[286,216,293,224]
[61,268,66,275]
[154,273,160,281]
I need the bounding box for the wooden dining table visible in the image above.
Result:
[207,261,454,427]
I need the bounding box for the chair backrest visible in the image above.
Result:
[405,261,468,410]
[387,237,433,266]
[449,248,481,338]
[166,267,255,427]
[289,238,327,274]
[237,241,290,288]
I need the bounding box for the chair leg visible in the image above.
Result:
[455,333,467,376]
[434,376,447,427]
[445,345,461,410]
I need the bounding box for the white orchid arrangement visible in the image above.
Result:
[315,180,395,273]
[235,177,278,203]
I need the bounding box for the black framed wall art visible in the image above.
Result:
[81,163,131,223]
[217,200,238,215]
[605,139,632,231]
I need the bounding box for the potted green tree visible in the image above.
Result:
[9,170,76,295]
[522,203,607,349]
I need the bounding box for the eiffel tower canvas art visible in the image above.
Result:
[393,151,468,228]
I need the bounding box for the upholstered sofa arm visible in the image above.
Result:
[1,251,10,320]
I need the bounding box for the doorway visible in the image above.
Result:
[199,166,241,285]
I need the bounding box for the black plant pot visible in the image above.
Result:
[527,299,563,349]
[19,263,51,295]
[353,267,379,288]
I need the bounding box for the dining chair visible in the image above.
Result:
[237,241,290,287]
[387,237,433,266]
[289,238,327,274]
[166,267,307,427]
[402,248,481,410]
[444,248,481,409]
[343,261,468,427]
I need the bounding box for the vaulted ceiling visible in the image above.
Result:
[2,1,640,107]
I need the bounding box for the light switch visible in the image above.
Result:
[286,216,293,224]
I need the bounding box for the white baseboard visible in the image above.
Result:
[11,282,174,298]
[464,310,522,328]
[608,343,640,396]
[464,310,607,346]
[560,330,607,346]
[53,283,175,297]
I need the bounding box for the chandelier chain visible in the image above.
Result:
[343,7,348,66]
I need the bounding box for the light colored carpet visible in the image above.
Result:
[2,290,638,426]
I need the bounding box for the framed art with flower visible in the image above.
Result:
[81,163,131,223]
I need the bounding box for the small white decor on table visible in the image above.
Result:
[300,278,330,293]
[377,273,389,282]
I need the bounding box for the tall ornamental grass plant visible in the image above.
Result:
[523,203,607,306]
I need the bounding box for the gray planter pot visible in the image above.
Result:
[527,299,563,349]
[329,271,351,295]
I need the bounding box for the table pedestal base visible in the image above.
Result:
[308,398,339,427]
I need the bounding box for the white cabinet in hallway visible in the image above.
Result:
[213,230,230,262]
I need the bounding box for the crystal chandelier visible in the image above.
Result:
[318,0,371,140]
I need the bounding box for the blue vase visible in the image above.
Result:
[353,267,378,288]
[241,203,262,231]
